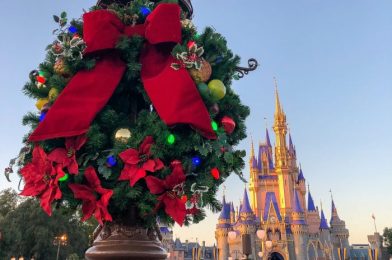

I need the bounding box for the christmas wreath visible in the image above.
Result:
[7,0,251,228]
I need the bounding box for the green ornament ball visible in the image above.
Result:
[197,83,209,97]
[208,79,226,101]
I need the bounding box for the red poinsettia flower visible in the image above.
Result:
[48,134,87,174]
[69,166,113,225]
[20,146,65,216]
[145,161,186,226]
[119,136,164,187]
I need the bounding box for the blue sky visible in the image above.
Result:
[1,0,391,245]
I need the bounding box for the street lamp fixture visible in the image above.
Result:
[257,229,273,259]
[53,234,68,260]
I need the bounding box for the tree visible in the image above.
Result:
[0,196,95,259]
[0,188,19,220]
[383,227,392,255]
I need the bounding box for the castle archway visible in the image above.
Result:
[269,252,284,260]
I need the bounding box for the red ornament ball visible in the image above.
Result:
[181,195,188,204]
[211,168,220,180]
[221,116,236,134]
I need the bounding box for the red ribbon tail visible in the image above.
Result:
[141,45,216,139]
[29,55,126,142]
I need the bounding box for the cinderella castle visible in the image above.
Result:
[215,86,366,260]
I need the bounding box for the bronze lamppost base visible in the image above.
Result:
[85,224,168,260]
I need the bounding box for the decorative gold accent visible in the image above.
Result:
[114,128,132,143]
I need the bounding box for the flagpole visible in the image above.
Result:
[372,214,378,233]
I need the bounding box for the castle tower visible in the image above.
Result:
[306,190,321,235]
[249,139,259,215]
[291,190,308,260]
[215,196,231,260]
[288,133,297,169]
[296,167,306,210]
[273,82,293,216]
[232,189,258,259]
[230,202,236,224]
[330,199,350,259]
[319,208,333,259]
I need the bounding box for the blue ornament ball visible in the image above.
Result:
[106,155,117,167]
[192,156,201,167]
[68,26,78,34]
[39,112,47,122]
[140,6,151,17]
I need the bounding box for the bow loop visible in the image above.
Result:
[29,3,215,142]
[144,4,182,44]
[83,10,125,54]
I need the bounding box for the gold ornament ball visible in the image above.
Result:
[54,59,70,76]
[189,60,212,83]
[208,79,226,100]
[35,98,49,111]
[48,88,59,102]
[114,128,132,143]
[181,19,195,29]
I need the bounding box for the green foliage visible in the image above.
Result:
[0,191,96,259]
[384,227,392,255]
[16,0,250,229]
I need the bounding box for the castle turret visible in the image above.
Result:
[230,202,236,224]
[273,81,293,216]
[330,199,350,259]
[288,133,297,169]
[215,196,231,260]
[235,189,258,259]
[319,208,334,259]
[306,190,321,234]
[249,138,259,215]
[291,190,308,260]
[296,167,306,210]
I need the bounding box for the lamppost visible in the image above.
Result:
[228,231,241,260]
[53,234,68,260]
[256,229,273,260]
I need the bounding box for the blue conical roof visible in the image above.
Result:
[293,190,304,213]
[240,189,252,213]
[298,168,305,182]
[218,196,230,220]
[307,191,316,211]
[266,129,272,147]
[320,209,329,229]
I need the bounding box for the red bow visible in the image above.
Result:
[119,136,164,187]
[48,135,87,174]
[29,4,215,142]
[20,146,65,216]
[69,166,113,225]
[145,161,186,226]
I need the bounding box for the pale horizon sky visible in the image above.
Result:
[1,0,391,246]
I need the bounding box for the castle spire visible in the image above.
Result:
[240,188,252,213]
[320,209,329,229]
[218,195,230,220]
[297,167,305,182]
[265,128,272,147]
[273,78,288,168]
[249,136,257,169]
[250,136,255,158]
[307,190,316,211]
[293,190,304,213]
[274,77,283,116]
[331,198,341,223]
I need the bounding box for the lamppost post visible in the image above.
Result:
[54,234,68,260]
[256,229,273,260]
